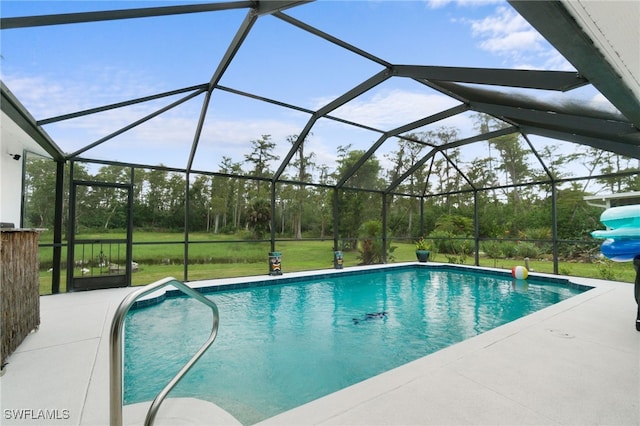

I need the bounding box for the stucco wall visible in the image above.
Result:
[0,130,24,227]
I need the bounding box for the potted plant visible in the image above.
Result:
[415,237,430,262]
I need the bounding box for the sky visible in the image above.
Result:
[0,0,620,186]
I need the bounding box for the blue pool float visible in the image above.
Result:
[591,227,640,239]
[593,205,640,262]
[600,205,640,229]
[600,239,640,262]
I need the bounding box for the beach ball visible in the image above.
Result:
[511,265,528,280]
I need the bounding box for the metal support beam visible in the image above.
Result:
[321,69,392,116]
[509,0,640,128]
[522,133,554,180]
[393,65,588,91]
[274,118,317,181]
[256,1,313,16]
[519,126,640,159]
[274,11,390,68]
[440,150,475,191]
[37,84,208,126]
[68,88,205,160]
[473,102,636,141]
[187,9,258,172]
[390,104,470,136]
[336,104,469,189]
[1,82,64,161]
[1,2,253,29]
[274,69,391,181]
[187,90,214,173]
[386,127,517,194]
[336,133,387,189]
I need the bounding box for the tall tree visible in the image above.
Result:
[333,146,383,249]
[244,134,279,198]
[212,157,244,233]
[287,134,316,239]
[24,157,59,228]
[385,136,428,236]
[189,174,211,231]
[92,165,130,229]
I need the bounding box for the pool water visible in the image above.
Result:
[123,266,588,425]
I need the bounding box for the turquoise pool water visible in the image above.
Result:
[123,265,589,425]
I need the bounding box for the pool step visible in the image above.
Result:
[123,397,241,425]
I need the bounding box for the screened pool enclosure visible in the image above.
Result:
[1,1,638,293]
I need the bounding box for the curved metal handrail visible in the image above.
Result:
[109,277,219,426]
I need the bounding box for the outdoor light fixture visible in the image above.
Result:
[8,153,21,161]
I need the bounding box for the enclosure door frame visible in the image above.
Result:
[67,178,133,291]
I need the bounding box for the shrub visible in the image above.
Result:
[434,214,474,235]
[482,240,502,267]
[597,258,618,280]
[482,240,502,259]
[522,227,551,241]
[357,220,395,265]
[429,230,454,253]
[499,241,518,258]
[516,242,539,259]
[237,229,255,240]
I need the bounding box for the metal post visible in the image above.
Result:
[474,190,480,266]
[419,197,425,237]
[51,160,65,294]
[126,168,134,286]
[333,188,339,251]
[270,181,276,253]
[551,182,559,274]
[183,171,190,282]
[382,193,387,264]
[66,162,75,292]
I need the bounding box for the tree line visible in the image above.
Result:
[24,116,638,254]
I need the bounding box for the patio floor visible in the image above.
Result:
[1,264,639,425]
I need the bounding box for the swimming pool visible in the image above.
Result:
[123,264,590,425]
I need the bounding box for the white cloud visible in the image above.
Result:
[464,5,573,70]
[427,0,501,9]
[2,66,163,119]
[478,29,542,56]
[328,89,460,130]
[469,6,544,60]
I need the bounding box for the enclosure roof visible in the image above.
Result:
[1,0,638,191]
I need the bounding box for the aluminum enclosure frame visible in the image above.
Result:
[1,1,638,291]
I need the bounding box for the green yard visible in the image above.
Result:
[37,230,636,295]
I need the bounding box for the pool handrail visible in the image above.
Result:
[109,277,220,426]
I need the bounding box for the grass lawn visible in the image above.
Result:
[37,232,637,294]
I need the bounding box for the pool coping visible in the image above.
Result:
[1,262,638,425]
[254,265,639,426]
[131,262,593,310]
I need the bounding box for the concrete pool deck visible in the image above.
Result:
[1,263,639,425]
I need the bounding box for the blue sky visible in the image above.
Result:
[0,0,614,184]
